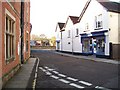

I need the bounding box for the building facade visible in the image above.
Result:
[55,0,120,60]
[0,0,31,87]
[55,22,65,51]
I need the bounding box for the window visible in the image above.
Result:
[68,30,70,38]
[26,32,29,52]
[84,23,89,32]
[5,15,15,61]
[95,14,102,29]
[76,28,79,37]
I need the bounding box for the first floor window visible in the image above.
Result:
[68,30,70,38]
[76,28,79,36]
[6,15,15,61]
[95,14,103,29]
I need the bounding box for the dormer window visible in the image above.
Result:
[95,14,102,29]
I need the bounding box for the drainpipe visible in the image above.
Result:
[61,32,62,51]
[21,0,24,64]
[72,29,73,54]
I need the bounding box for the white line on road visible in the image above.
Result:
[44,66,49,69]
[67,77,78,81]
[39,67,47,72]
[50,75,59,79]
[95,86,111,90]
[58,74,66,77]
[39,67,43,70]
[52,71,59,74]
[59,79,70,84]
[45,72,52,75]
[69,83,84,89]
[47,68,55,71]
[79,81,92,86]
[35,73,37,78]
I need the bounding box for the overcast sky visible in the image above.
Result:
[30,0,119,38]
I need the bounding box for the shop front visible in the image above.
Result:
[80,30,109,57]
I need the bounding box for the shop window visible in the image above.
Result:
[96,38,105,54]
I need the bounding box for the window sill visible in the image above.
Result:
[75,35,79,37]
[94,28,103,30]
[6,57,15,64]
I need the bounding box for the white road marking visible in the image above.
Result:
[67,77,78,81]
[39,67,44,70]
[35,73,37,78]
[59,79,70,84]
[45,72,52,75]
[69,83,84,89]
[52,71,59,74]
[58,74,66,77]
[79,81,92,86]
[50,75,59,79]
[39,67,47,72]
[44,66,49,69]
[95,86,110,90]
[42,69,46,72]
[32,79,36,89]
[48,68,55,71]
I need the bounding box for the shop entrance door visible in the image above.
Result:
[93,39,97,54]
[83,39,89,53]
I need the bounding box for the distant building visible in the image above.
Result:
[30,40,36,46]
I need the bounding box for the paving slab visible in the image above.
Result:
[4,58,36,89]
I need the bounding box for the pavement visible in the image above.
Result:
[3,58,36,89]
[54,51,120,65]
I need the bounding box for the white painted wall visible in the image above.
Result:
[72,23,82,53]
[62,17,73,52]
[109,12,120,44]
[55,25,61,50]
[78,0,110,56]
[57,0,119,56]
[79,0,109,34]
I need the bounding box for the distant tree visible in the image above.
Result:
[39,34,47,39]
[49,36,56,46]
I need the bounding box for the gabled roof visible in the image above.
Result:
[78,0,120,22]
[78,0,91,22]
[63,16,79,29]
[97,0,120,13]
[58,22,65,30]
[69,16,79,24]
[55,22,65,32]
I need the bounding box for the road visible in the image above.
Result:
[30,49,119,89]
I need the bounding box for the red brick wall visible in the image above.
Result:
[23,1,31,61]
[0,1,2,78]
[2,2,21,77]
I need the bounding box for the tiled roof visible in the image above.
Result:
[69,16,79,24]
[58,22,65,30]
[55,22,65,32]
[97,0,120,13]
